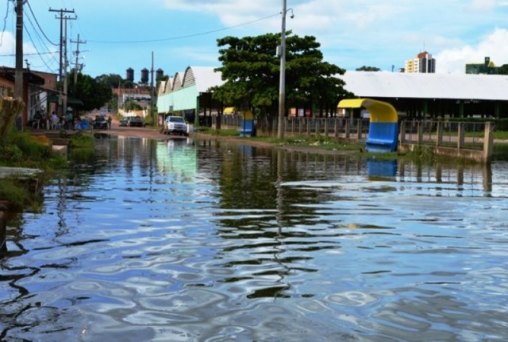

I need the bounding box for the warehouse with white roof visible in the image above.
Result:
[156,67,508,121]
[157,66,223,123]
[340,71,508,118]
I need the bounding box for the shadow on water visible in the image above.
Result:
[1,137,507,340]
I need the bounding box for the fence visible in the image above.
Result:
[216,115,494,162]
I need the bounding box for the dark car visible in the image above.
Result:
[93,116,109,129]
[128,116,144,127]
[119,118,128,127]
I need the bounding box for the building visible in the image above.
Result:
[0,66,58,126]
[156,66,508,122]
[157,66,224,125]
[340,71,508,118]
[405,51,436,73]
[466,56,499,74]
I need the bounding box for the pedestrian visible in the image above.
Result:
[50,111,59,129]
[32,110,42,129]
[107,115,112,129]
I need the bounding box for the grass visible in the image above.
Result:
[69,133,95,162]
[0,130,95,211]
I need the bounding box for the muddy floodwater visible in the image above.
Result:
[1,136,508,341]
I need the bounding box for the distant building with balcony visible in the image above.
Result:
[405,51,436,73]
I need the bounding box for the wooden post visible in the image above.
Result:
[457,122,465,149]
[345,119,350,139]
[436,121,443,146]
[417,121,423,145]
[399,120,406,144]
[483,122,494,163]
[334,118,339,139]
[324,119,329,138]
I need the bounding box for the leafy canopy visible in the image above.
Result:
[67,71,113,112]
[213,32,346,117]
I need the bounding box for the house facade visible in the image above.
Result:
[0,66,58,126]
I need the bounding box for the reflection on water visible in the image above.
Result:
[1,136,508,341]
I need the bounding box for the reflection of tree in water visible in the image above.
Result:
[216,147,346,299]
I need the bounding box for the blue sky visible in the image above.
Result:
[1,0,508,79]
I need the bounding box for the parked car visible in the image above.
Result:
[164,116,188,136]
[128,116,144,127]
[93,116,109,129]
[119,118,128,127]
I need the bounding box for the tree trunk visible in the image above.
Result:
[0,97,25,142]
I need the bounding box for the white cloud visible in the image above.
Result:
[470,0,497,10]
[471,0,508,10]
[436,28,508,73]
[0,31,15,54]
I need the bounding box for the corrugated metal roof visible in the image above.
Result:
[188,66,224,93]
[340,71,508,101]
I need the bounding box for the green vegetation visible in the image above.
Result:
[0,125,95,210]
[199,127,239,137]
[0,178,43,212]
[69,133,95,162]
[257,134,364,152]
[213,32,348,128]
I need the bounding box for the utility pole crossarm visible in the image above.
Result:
[49,7,76,116]
[71,34,87,85]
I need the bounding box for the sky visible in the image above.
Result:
[1,0,508,80]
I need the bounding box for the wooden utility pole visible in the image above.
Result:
[71,34,86,86]
[150,51,156,127]
[49,8,76,116]
[14,0,24,129]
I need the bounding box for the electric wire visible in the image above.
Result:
[23,21,57,72]
[0,0,11,47]
[23,8,59,70]
[88,12,280,44]
[25,0,58,46]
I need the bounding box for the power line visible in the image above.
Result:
[23,21,56,72]
[0,50,58,57]
[0,0,11,47]
[88,12,280,44]
[25,0,58,46]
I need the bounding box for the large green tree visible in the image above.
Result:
[67,72,112,112]
[213,32,347,119]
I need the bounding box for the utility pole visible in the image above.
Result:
[49,8,76,117]
[14,0,24,129]
[277,0,288,139]
[150,51,155,127]
[71,34,86,87]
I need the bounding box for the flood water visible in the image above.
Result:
[1,136,508,341]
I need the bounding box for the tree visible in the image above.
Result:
[67,72,112,112]
[497,64,508,75]
[213,32,347,121]
[356,66,380,71]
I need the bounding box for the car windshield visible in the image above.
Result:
[168,117,184,123]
